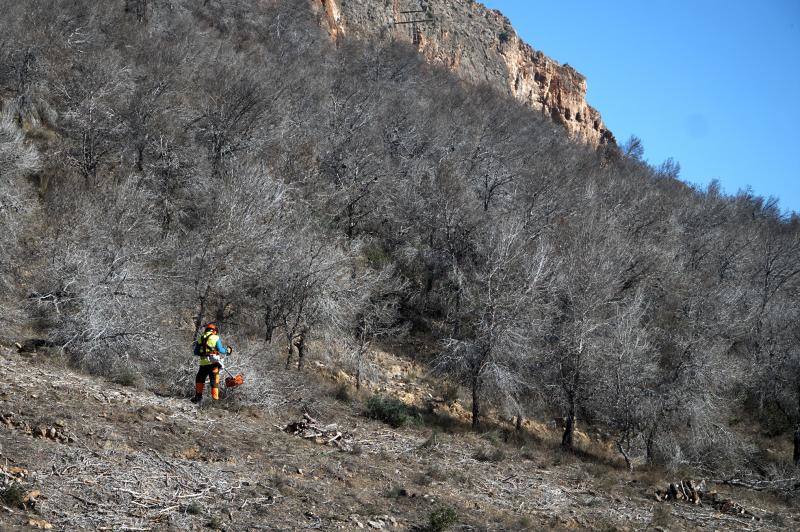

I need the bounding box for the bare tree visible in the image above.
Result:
[435,220,552,429]
[0,109,40,301]
[594,290,653,470]
[340,261,408,389]
[56,54,131,187]
[190,63,274,178]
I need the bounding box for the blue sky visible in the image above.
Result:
[482,0,800,215]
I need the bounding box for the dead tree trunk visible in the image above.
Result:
[617,439,634,472]
[561,397,576,451]
[645,419,660,464]
[471,375,481,430]
[193,286,210,336]
[295,333,306,370]
[124,0,149,22]
[263,306,274,343]
[285,332,294,369]
[795,390,800,466]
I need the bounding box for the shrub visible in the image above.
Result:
[481,430,502,445]
[112,365,139,387]
[416,465,447,486]
[363,243,391,268]
[426,506,457,532]
[419,431,440,449]
[0,483,27,508]
[333,383,351,402]
[440,383,459,404]
[385,484,406,498]
[473,446,505,463]
[185,502,203,515]
[349,443,363,456]
[650,504,673,529]
[365,395,416,427]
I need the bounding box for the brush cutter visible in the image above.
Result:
[224,367,245,388]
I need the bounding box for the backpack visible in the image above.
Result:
[193,331,215,357]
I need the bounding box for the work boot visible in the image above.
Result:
[192,382,204,403]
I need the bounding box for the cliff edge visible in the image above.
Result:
[317,0,615,146]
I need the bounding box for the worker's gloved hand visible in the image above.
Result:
[227,345,234,355]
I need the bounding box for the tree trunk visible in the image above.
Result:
[295,333,306,370]
[194,292,208,336]
[263,307,273,343]
[285,333,293,369]
[645,427,656,464]
[135,143,144,172]
[617,439,634,472]
[471,376,480,430]
[214,302,226,325]
[561,399,575,451]
[795,387,800,466]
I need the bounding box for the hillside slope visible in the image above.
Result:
[0,346,791,531]
[1,2,799,527]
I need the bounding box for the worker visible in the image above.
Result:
[191,323,233,403]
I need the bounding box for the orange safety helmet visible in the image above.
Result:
[205,323,218,333]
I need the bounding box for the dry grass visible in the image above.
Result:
[1,348,797,531]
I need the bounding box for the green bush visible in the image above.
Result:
[426,506,457,532]
[385,484,406,498]
[365,395,416,427]
[363,242,391,268]
[185,501,203,515]
[112,365,139,387]
[0,483,27,508]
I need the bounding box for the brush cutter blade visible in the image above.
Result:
[225,373,244,388]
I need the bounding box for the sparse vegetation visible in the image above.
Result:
[385,484,406,498]
[185,502,202,516]
[650,504,673,529]
[0,483,26,509]
[0,4,797,529]
[419,430,441,449]
[472,446,505,463]
[332,383,351,403]
[365,395,417,427]
[425,506,458,532]
[112,365,139,387]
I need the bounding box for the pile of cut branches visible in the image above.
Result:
[654,479,760,520]
[282,413,352,452]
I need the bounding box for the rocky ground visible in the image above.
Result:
[1,346,797,531]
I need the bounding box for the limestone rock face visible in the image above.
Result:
[314,0,614,146]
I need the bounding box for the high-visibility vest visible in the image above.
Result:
[197,332,220,365]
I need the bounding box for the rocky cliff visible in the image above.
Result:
[315,0,614,146]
